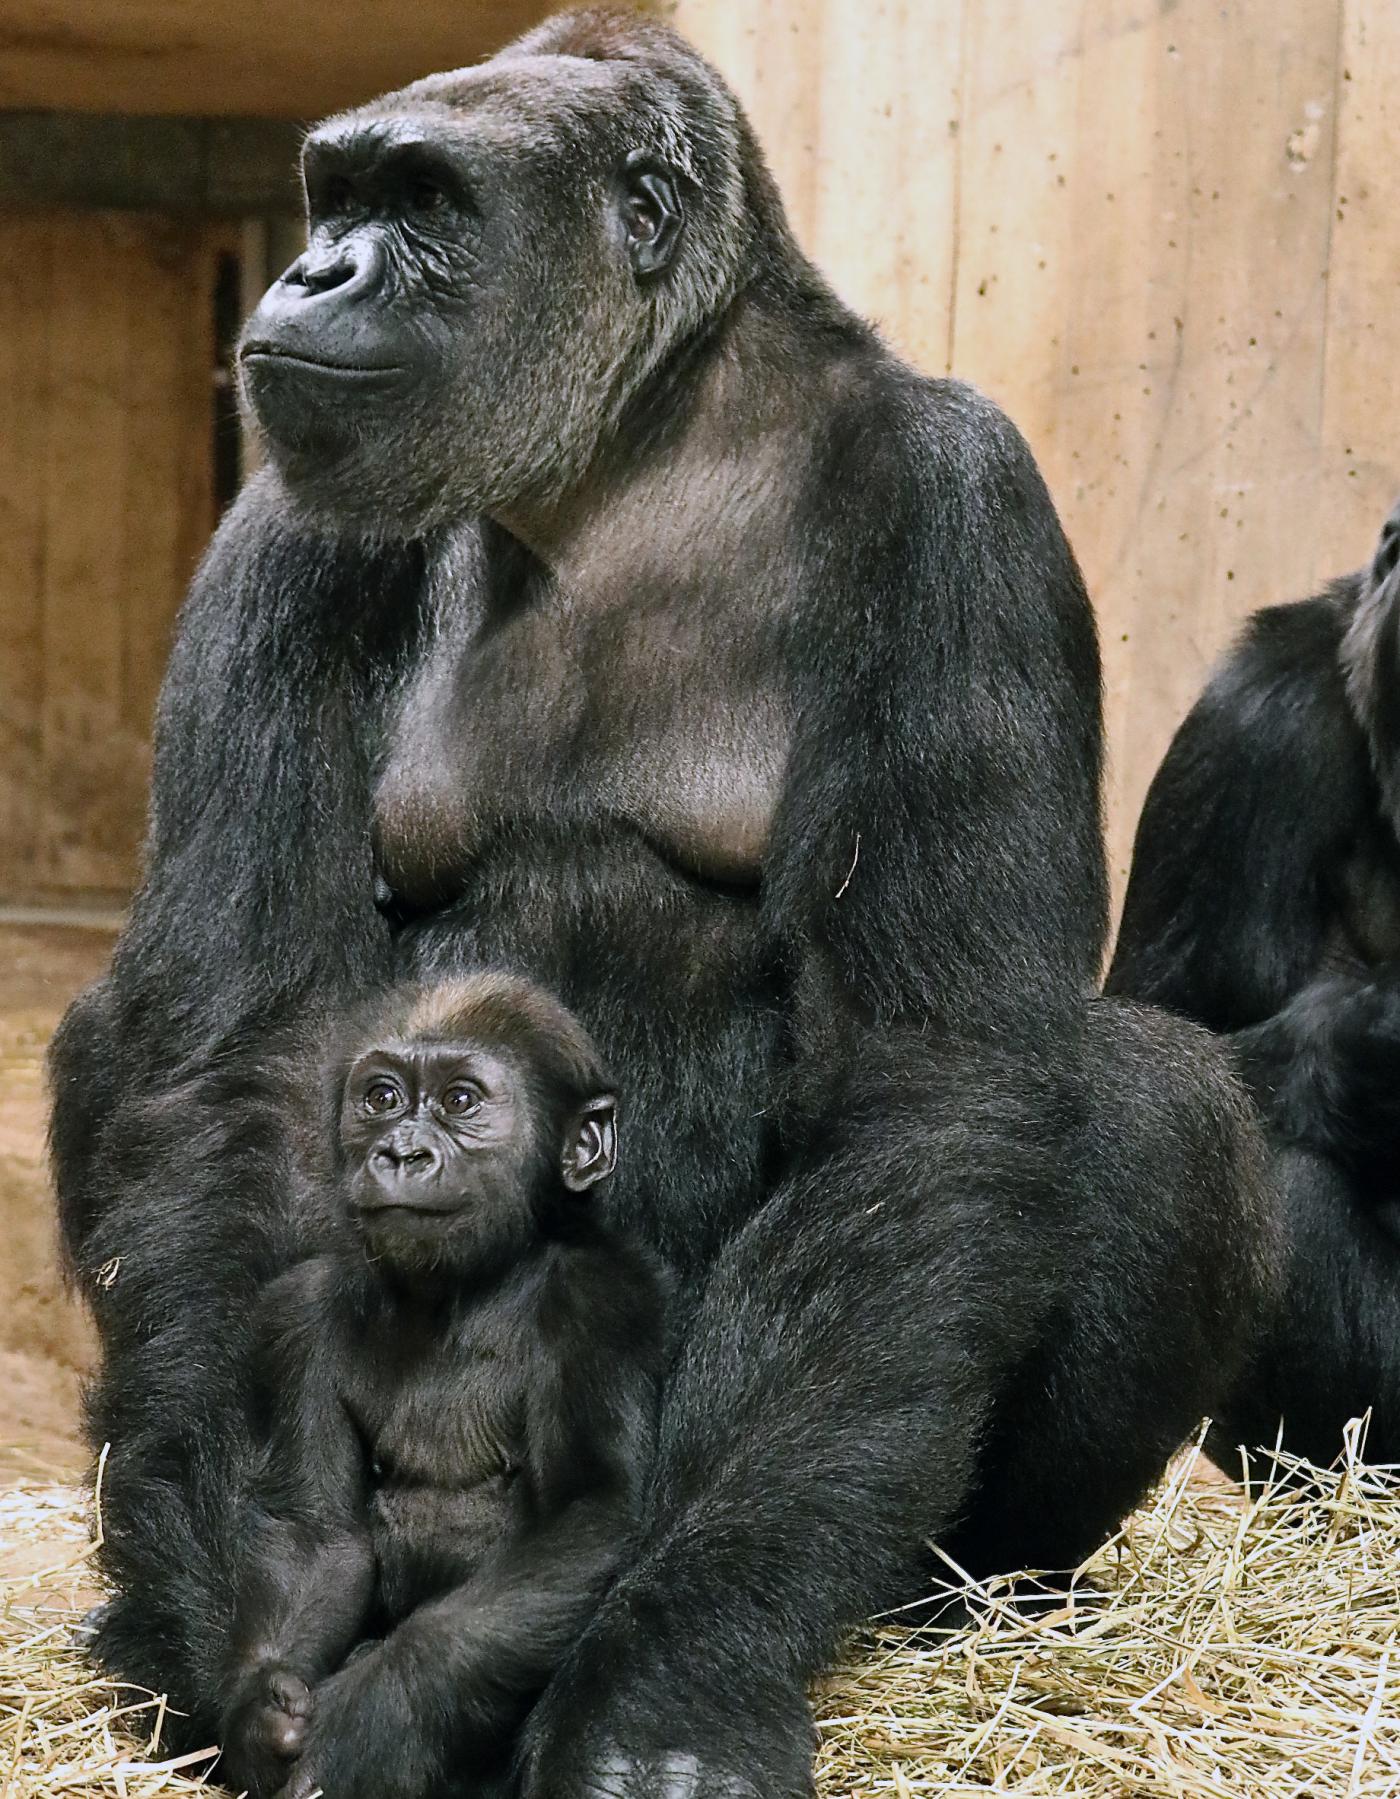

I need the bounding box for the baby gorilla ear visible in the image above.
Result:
[562,1095,618,1192]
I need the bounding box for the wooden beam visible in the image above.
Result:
[0,0,550,120]
[0,115,303,213]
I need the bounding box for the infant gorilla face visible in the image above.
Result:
[338,1032,616,1275]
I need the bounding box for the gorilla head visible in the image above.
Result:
[238,9,781,536]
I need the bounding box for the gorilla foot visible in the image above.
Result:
[549,1750,769,1799]
[519,1629,817,1799]
[525,1745,808,1799]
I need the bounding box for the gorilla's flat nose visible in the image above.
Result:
[289,248,361,296]
[279,238,385,304]
[239,236,388,367]
[373,1140,441,1180]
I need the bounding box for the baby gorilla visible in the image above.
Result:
[219,974,667,1799]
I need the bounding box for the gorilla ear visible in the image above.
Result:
[562,1095,618,1193]
[620,151,684,278]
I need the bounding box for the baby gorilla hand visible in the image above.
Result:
[278,1642,441,1799]
[222,1665,314,1798]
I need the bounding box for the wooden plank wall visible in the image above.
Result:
[671,0,1400,909]
[0,212,232,902]
[0,1,547,117]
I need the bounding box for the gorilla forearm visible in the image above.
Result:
[225,1516,375,1695]
[1232,971,1400,1182]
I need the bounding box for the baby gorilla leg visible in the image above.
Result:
[224,1665,314,1797]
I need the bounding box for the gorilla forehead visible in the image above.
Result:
[315,55,687,167]
[309,26,744,217]
[323,64,620,147]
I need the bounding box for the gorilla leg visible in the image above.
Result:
[950,1000,1276,1575]
[1210,1146,1400,1469]
[521,1010,1273,1797]
[47,977,120,1262]
[75,1038,320,1740]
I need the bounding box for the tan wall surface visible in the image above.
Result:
[0,1,547,118]
[0,211,233,903]
[670,0,1400,905]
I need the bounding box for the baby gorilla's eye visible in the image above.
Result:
[441,1083,482,1116]
[362,1079,403,1115]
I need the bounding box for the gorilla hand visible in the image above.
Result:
[221,1665,313,1799]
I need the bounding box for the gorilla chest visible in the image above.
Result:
[357,1340,526,1615]
[374,594,794,902]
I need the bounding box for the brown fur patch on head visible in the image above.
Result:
[379,972,613,1106]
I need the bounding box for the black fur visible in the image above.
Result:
[52,10,1277,1796]
[1111,498,1400,1465]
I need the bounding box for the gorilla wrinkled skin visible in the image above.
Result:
[51,11,1277,1796]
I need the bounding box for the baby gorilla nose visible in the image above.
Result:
[371,1137,442,1188]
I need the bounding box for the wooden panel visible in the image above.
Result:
[1319,2,1400,535]
[0,217,51,881]
[0,211,228,903]
[950,0,1348,896]
[671,0,963,374]
[0,0,548,119]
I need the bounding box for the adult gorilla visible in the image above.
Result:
[1111,502,1400,1466]
[51,10,1275,1796]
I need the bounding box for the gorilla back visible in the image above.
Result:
[51,10,1276,1795]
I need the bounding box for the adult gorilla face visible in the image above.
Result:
[239,19,750,536]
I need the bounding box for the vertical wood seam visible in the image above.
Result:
[943,0,970,376]
[1316,0,1348,457]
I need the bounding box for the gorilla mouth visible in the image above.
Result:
[239,343,407,381]
[354,1198,462,1217]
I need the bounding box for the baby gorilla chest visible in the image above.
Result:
[363,1366,524,1619]
[374,600,793,904]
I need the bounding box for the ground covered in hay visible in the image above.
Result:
[2,1436,1397,1797]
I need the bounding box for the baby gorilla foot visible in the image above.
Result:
[223,1665,314,1797]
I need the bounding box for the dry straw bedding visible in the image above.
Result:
[1,1431,1397,1798]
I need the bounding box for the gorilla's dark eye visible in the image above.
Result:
[321,175,355,214]
[407,177,450,216]
[362,1079,404,1115]
[441,1083,483,1116]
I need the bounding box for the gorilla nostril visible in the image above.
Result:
[287,251,360,298]
[373,1143,436,1176]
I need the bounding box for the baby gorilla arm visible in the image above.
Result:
[220,1262,376,1798]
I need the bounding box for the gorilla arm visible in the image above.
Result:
[1233,969,1400,1184]
[765,379,1107,1040]
[1105,592,1400,1181]
[1108,595,1368,1031]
